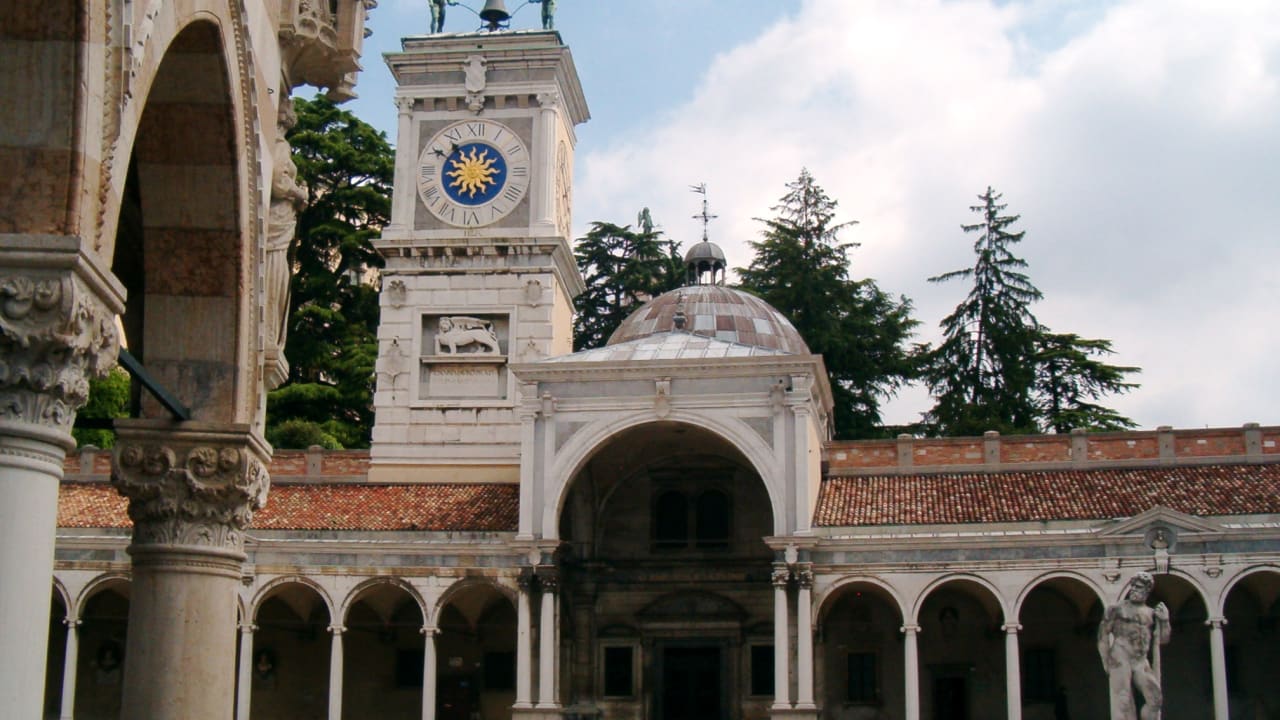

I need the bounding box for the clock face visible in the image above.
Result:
[417,119,530,227]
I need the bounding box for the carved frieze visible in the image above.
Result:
[0,249,121,433]
[111,423,271,551]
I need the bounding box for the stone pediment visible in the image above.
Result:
[637,591,746,623]
[1097,505,1223,538]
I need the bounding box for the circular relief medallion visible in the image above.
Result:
[417,119,530,227]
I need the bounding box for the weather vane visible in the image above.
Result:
[690,183,718,243]
[430,0,556,34]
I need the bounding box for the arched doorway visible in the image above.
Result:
[75,579,130,719]
[819,581,907,719]
[557,421,775,718]
[435,582,517,720]
[249,581,332,719]
[343,582,425,719]
[1222,569,1280,717]
[1017,576,1105,719]
[917,578,1007,720]
[1144,574,1211,719]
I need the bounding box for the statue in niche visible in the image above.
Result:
[435,316,500,354]
[1097,571,1170,719]
[266,98,307,353]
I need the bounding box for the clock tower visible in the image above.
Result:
[371,31,589,481]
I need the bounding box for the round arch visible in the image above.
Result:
[1218,563,1280,616]
[1013,570,1107,619]
[1105,567,1211,611]
[545,410,785,539]
[816,575,909,624]
[911,572,1011,626]
[51,577,72,619]
[339,577,428,627]
[73,573,131,621]
[430,576,516,628]
[250,575,336,625]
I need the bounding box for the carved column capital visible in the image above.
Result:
[517,567,536,592]
[0,237,124,435]
[537,566,560,594]
[795,566,815,589]
[111,421,271,552]
[771,565,792,588]
[536,90,560,110]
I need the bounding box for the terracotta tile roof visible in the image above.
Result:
[57,483,519,532]
[815,463,1280,527]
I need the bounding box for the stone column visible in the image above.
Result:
[390,95,418,230]
[772,565,792,709]
[514,571,535,709]
[59,619,82,720]
[533,91,560,230]
[536,568,559,709]
[421,626,438,720]
[328,625,346,720]
[0,237,122,718]
[1003,623,1022,720]
[112,422,270,719]
[902,625,921,720]
[1207,617,1229,720]
[236,623,256,720]
[795,566,816,710]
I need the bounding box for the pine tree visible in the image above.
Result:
[923,187,1139,435]
[265,96,394,448]
[923,187,1042,435]
[1033,332,1139,432]
[573,216,682,351]
[739,169,917,438]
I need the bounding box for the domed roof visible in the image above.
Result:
[684,240,726,265]
[607,285,810,354]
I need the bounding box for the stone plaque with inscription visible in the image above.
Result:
[426,363,503,398]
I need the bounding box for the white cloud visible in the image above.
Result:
[575,0,1280,429]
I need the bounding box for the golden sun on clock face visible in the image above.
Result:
[417,119,530,227]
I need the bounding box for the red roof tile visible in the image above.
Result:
[58,483,518,532]
[815,463,1280,526]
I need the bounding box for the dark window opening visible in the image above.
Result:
[847,652,878,703]
[654,490,689,549]
[603,645,634,697]
[396,649,424,687]
[750,644,774,696]
[694,490,730,548]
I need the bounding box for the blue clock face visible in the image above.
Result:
[417,120,530,227]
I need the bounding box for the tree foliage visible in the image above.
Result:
[265,96,393,449]
[738,169,917,439]
[922,187,1139,435]
[573,216,683,351]
[73,368,131,448]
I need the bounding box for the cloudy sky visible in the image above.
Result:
[347,0,1279,430]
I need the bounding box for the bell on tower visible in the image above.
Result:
[686,183,726,285]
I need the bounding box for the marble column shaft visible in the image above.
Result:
[795,567,816,709]
[515,572,534,708]
[772,565,792,708]
[902,625,921,720]
[329,626,345,720]
[1004,623,1022,720]
[421,626,438,720]
[112,421,271,720]
[236,624,256,720]
[1207,617,1229,720]
[59,619,82,720]
[0,237,122,719]
[536,570,559,708]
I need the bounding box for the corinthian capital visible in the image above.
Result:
[112,421,271,552]
[0,237,124,433]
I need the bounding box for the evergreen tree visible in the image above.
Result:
[738,169,917,438]
[923,187,1139,435]
[922,187,1042,435]
[1034,332,1139,433]
[265,96,393,449]
[573,216,682,351]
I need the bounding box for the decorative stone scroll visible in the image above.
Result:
[111,422,271,552]
[0,240,123,434]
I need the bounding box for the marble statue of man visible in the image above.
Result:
[266,98,307,353]
[1097,571,1171,719]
